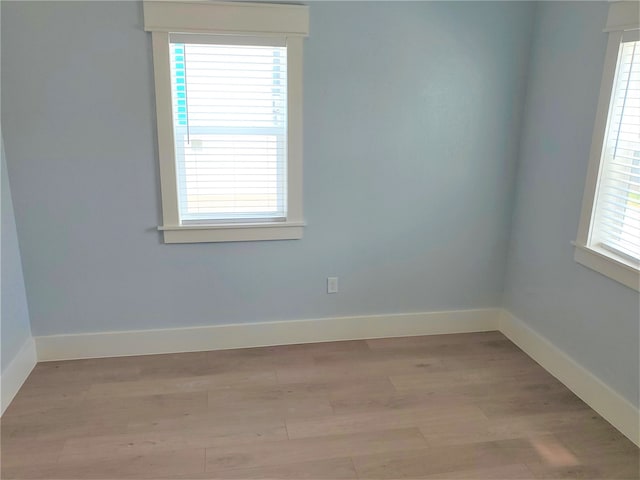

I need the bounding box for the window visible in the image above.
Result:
[143,1,309,243]
[575,1,640,291]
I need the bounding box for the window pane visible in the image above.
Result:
[169,42,287,223]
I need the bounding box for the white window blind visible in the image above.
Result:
[169,36,288,224]
[592,36,640,263]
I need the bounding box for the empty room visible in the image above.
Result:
[1,0,639,478]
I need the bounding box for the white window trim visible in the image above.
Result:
[574,1,640,291]
[144,1,309,243]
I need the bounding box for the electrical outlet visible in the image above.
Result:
[327,277,338,294]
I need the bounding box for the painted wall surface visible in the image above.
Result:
[503,1,640,407]
[1,135,32,371]
[1,1,535,336]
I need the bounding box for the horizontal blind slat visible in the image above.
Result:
[601,206,640,222]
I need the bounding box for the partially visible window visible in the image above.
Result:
[591,37,640,262]
[575,2,640,291]
[143,2,308,243]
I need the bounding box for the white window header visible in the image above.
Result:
[604,1,639,33]
[143,1,310,37]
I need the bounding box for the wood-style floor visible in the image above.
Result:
[1,331,638,479]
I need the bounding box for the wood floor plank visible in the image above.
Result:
[419,409,616,447]
[0,437,63,469]
[525,451,640,480]
[207,340,370,371]
[21,360,142,387]
[390,363,552,393]
[475,388,590,418]
[271,375,397,403]
[205,428,427,471]
[183,457,358,479]
[2,448,205,479]
[82,390,209,422]
[285,404,487,439]
[207,385,334,419]
[554,420,640,457]
[422,463,536,479]
[85,370,278,399]
[351,437,552,479]
[274,360,444,384]
[365,331,507,349]
[153,457,358,479]
[2,384,88,418]
[125,410,287,439]
[60,423,288,459]
[329,389,472,415]
[1,411,130,442]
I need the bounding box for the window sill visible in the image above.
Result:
[573,243,639,292]
[158,221,305,243]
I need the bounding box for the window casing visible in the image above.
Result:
[575,1,640,291]
[144,1,308,243]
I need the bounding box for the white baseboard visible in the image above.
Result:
[499,310,640,447]
[1,336,37,415]
[35,308,500,362]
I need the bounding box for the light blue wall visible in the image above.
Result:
[504,1,640,407]
[1,1,535,336]
[1,135,32,371]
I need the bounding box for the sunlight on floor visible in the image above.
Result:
[531,436,579,467]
